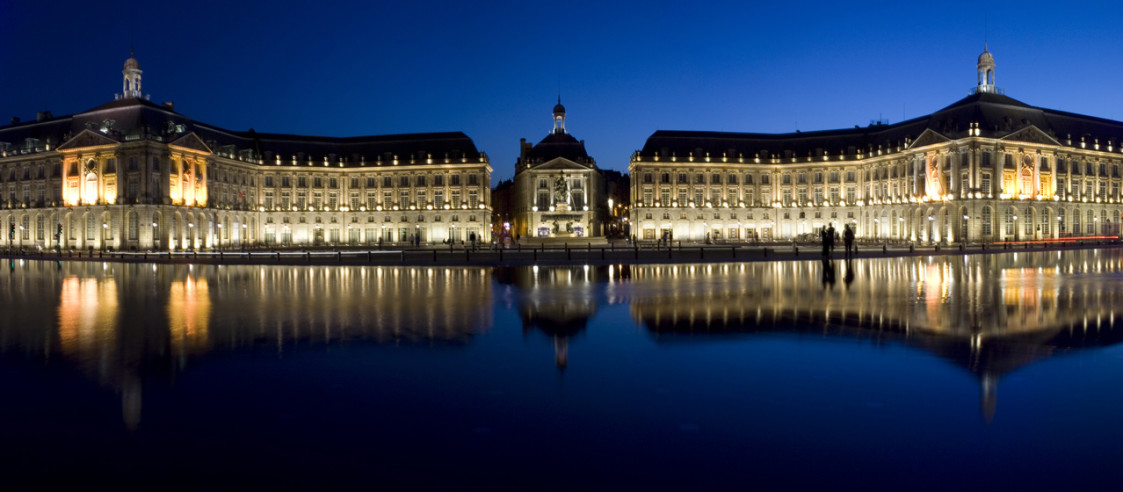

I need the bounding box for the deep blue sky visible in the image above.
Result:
[4,1,1123,184]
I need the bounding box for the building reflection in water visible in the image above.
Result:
[0,262,493,429]
[2,250,1123,427]
[496,265,602,370]
[628,252,1123,422]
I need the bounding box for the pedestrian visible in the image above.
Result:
[821,228,830,258]
[827,224,837,256]
[469,232,477,250]
[843,224,855,259]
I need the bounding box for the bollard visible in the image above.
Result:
[220,251,223,260]
[534,250,538,262]
[763,247,768,257]
[793,246,798,257]
[466,250,470,262]
[368,251,372,263]
[601,248,605,260]
[277,252,281,262]
[634,245,638,260]
[909,244,914,253]
[700,247,704,259]
[306,251,311,263]
[567,248,571,261]
[731,246,736,259]
[499,248,504,261]
[401,251,405,263]
[433,250,437,262]
[882,244,887,254]
[934,244,939,252]
[959,243,965,251]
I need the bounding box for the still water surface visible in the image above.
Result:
[2,250,1123,489]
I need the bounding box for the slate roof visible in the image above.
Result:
[0,97,483,165]
[639,92,1123,161]
[524,132,591,164]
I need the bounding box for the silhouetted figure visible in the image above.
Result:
[821,258,836,288]
[844,259,855,288]
[843,224,855,259]
[821,227,831,258]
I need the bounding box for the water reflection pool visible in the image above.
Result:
[2,250,1123,489]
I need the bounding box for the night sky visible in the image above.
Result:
[4,0,1123,184]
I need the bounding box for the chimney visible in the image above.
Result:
[36,111,52,121]
[163,101,175,111]
[9,117,19,125]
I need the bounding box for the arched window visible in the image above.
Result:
[84,172,97,205]
[1073,210,1081,235]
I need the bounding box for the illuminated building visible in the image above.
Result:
[629,46,1123,243]
[0,52,493,251]
[510,99,603,239]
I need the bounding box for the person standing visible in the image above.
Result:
[843,224,855,259]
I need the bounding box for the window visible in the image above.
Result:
[314,177,323,188]
[643,173,653,184]
[468,174,478,186]
[383,176,393,188]
[366,177,376,188]
[400,176,410,187]
[416,175,426,187]
[434,175,444,186]
[265,176,274,187]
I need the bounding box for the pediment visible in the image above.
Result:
[533,157,591,170]
[56,129,119,150]
[169,132,214,154]
[908,129,951,149]
[1001,125,1060,146]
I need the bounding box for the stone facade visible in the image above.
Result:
[628,47,1123,244]
[0,54,493,251]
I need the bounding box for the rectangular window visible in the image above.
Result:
[468,190,478,208]
[264,191,274,210]
[383,176,393,188]
[451,174,461,186]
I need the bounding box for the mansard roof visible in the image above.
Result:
[0,97,484,165]
[639,92,1123,161]
[525,132,591,164]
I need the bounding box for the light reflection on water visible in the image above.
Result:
[2,250,1123,486]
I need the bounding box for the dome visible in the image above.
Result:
[977,47,994,66]
[553,101,566,115]
[124,50,140,70]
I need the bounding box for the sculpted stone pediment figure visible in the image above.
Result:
[56,129,119,150]
[169,132,214,154]
[909,129,951,149]
[1001,125,1060,146]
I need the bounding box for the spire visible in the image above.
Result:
[122,50,143,99]
[552,97,567,134]
[976,44,996,94]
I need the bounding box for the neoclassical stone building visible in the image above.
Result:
[510,100,602,239]
[0,53,492,251]
[629,47,1123,243]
